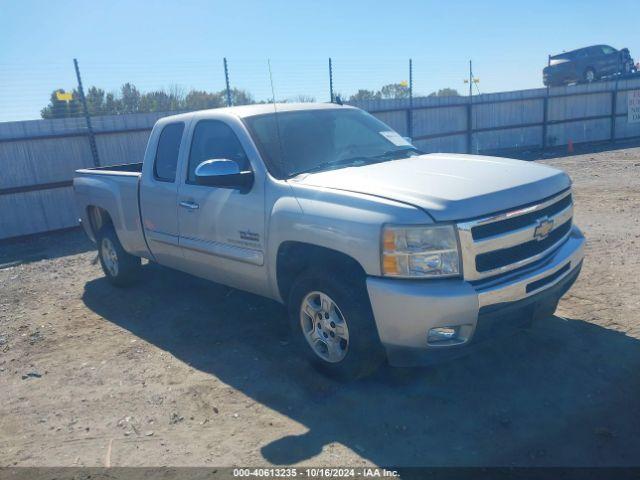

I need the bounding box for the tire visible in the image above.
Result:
[287,268,386,380]
[96,225,141,287]
[584,67,596,83]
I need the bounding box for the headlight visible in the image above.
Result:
[382,224,460,278]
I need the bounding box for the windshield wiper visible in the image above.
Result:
[290,156,370,176]
[289,146,424,177]
[373,146,424,160]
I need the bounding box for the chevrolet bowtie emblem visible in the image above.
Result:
[533,217,554,241]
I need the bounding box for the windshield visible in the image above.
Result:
[244,108,422,178]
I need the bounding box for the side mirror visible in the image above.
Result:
[194,159,254,190]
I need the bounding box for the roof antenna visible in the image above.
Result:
[268,59,287,177]
[335,95,343,106]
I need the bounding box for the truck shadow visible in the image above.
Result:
[0,228,92,268]
[82,262,640,467]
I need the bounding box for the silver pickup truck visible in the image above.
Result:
[74,103,585,379]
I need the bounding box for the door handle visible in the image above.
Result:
[179,200,199,210]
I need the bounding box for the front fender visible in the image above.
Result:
[266,184,428,300]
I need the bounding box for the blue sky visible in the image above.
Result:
[1,0,638,122]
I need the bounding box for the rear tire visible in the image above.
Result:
[584,67,596,83]
[287,268,386,381]
[96,225,141,287]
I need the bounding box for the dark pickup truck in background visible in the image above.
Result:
[543,44,636,86]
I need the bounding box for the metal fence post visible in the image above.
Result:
[611,82,618,142]
[466,60,473,153]
[73,58,100,167]
[542,95,549,151]
[329,58,334,103]
[542,55,550,151]
[224,57,232,107]
[407,58,413,139]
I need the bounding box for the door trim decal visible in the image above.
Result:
[180,236,264,266]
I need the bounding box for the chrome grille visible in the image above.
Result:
[457,190,573,281]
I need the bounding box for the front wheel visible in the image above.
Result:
[97,225,141,287]
[287,269,385,380]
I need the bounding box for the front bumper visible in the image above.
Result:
[366,226,585,366]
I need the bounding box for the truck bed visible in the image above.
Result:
[74,162,150,258]
[76,162,143,175]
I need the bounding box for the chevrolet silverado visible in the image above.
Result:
[74,103,585,379]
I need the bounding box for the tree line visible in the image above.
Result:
[41,82,459,119]
[40,83,254,119]
[348,86,459,101]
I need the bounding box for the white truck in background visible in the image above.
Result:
[74,103,585,379]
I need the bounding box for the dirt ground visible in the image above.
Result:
[1,146,639,468]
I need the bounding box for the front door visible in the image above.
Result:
[176,119,266,294]
[600,45,620,75]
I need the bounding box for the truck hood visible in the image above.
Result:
[294,153,570,221]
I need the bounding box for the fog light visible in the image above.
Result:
[428,326,458,343]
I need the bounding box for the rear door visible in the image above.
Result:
[176,117,266,294]
[139,121,186,269]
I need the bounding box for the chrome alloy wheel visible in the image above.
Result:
[101,237,119,277]
[299,291,349,363]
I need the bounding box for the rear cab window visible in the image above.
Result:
[154,122,185,182]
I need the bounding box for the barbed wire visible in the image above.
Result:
[0,58,494,124]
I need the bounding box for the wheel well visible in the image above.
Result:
[86,206,113,238]
[276,242,366,302]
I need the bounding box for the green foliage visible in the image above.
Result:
[347,84,459,102]
[428,88,460,97]
[380,83,410,99]
[85,87,106,115]
[185,90,224,110]
[347,84,411,102]
[228,88,254,106]
[348,89,381,102]
[119,83,141,113]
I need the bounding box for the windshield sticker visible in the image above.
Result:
[379,131,411,146]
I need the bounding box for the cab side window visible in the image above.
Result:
[187,120,249,184]
[587,47,601,57]
[154,122,184,182]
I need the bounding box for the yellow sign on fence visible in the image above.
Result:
[56,91,73,102]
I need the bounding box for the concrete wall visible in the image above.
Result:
[2,77,640,240]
